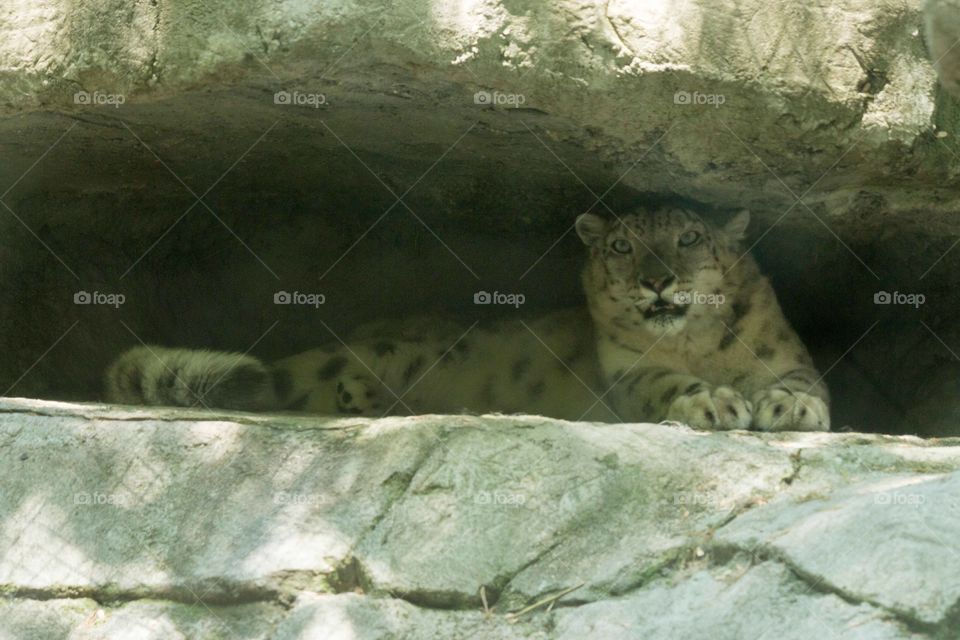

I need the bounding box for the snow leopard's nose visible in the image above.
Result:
[638,254,675,289]
[640,275,676,294]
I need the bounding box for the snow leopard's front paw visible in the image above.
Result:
[335,373,385,415]
[751,388,830,432]
[666,385,753,431]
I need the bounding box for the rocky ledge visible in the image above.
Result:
[0,398,958,639]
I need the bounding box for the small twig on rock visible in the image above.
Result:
[480,585,493,618]
[505,583,585,622]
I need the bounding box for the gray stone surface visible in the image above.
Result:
[926,0,960,97]
[549,561,922,640]
[274,593,539,640]
[716,470,960,627]
[0,597,283,640]
[1,398,958,638]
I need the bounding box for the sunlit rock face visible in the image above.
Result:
[1,398,958,638]
[1,0,960,437]
[926,0,960,98]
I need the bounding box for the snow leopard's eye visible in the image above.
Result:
[611,238,632,254]
[678,230,702,247]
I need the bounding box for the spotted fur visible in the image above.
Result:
[104,205,829,431]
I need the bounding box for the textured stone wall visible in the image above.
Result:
[1,398,958,638]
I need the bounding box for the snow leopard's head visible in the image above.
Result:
[576,205,750,335]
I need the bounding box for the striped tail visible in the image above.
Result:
[105,346,278,411]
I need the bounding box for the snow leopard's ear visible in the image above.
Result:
[723,209,750,243]
[575,213,608,247]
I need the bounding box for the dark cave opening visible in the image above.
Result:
[1,96,959,438]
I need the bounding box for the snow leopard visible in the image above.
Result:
[105,205,829,431]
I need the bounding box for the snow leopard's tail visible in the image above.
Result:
[105,345,278,411]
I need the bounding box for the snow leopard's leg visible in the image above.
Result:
[327,340,430,416]
[608,366,752,430]
[105,346,277,411]
[275,346,400,416]
[319,338,457,416]
[334,371,387,415]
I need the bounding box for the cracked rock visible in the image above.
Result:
[353,418,791,609]
[550,560,921,640]
[1,399,959,637]
[715,470,960,631]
